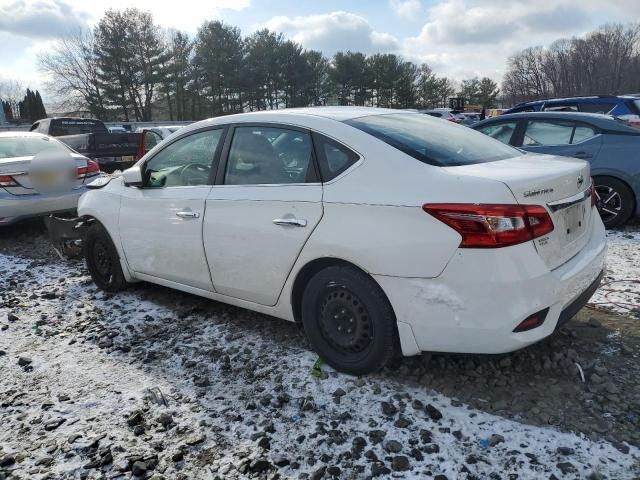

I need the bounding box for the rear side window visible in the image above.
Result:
[523,120,596,146]
[49,119,108,136]
[578,102,615,114]
[313,133,359,181]
[542,103,578,112]
[345,113,521,166]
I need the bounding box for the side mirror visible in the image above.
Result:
[122,165,143,187]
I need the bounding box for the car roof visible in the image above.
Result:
[514,95,635,106]
[473,111,640,133]
[177,107,413,134]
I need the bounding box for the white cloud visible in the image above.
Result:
[0,0,90,39]
[261,11,399,55]
[389,0,421,18]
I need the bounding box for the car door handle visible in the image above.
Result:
[573,151,592,159]
[176,211,200,219]
[273,218,307,227]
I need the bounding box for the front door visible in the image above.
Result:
[203,124,323,306]
[119,128,226,291]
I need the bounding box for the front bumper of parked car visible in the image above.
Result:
[375,215,607,355]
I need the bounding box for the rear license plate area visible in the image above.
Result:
[563,202,586,241]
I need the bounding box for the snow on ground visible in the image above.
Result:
[1,252,639,479]
[589,229,640,318]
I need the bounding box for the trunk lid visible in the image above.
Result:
[445,153,593,270]
[0,154,88,195]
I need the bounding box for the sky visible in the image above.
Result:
[0,0,638,100]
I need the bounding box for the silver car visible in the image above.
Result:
[0,132,99,225]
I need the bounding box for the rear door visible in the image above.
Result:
[119,127,226,290]
[203,124,323,306]
[518,118,603,162]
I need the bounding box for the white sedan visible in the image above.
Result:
[72,108,606,374]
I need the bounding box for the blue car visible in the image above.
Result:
[472,112,640,228]
[503,95,640,128]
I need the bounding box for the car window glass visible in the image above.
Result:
[145,131,161,150]
[224,127,311,185]
[314,134,359,181]
[542,104,578,112]
[523,120,573,146]
[572,125,596,143]
[477,121,518,145]
[578,103,615,114]
[145,129,222,187]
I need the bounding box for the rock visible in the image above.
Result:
[327,466,341,477]
[7,313,19,322]
[249,458,272,473]
[556,462,577,475]
[384,440,402,453]
[310,466,326,480]
[44,418,65,431]
[499,357,512,368]
[425,404,443,421]
[57,394,70,402]
[591,373,604,384]
[273,455,289,467]
[171,451,184,462]
[381,401,397,416]
[131,460,148,476]
[419,429,432,443]
[257,436,270,450]
[466,454,478,465]
[424,444,440,454]
[587,317,601,328]
[127,410,145,427]
[557,447,575,456]
[352,436,367,450]
[394,416,411,428]
[371,462,391,477]
[156,413,173,427]
[368,429,386,444]
[391,455,410,472]
[185,433,206,446]
[332,388,346,397]
[488,434,505,447]
[604,383,620,395]
[0,455,15,467]
[492,400,508,411]
[434,476,449,480]
[17,356,32,367]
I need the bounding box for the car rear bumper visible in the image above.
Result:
[375,214,607,355]
[0,188,85,225]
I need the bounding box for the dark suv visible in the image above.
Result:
[504,95,640,127]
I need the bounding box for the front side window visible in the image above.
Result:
[346,113,521,166]
[144,129,223,187]
[224,126,312,185]
[144,130,162,151]
[523,120,574,146]
[476,121,518,145]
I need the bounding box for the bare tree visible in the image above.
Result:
[38,30,106,118]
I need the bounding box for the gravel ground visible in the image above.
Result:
[0,219,639,479]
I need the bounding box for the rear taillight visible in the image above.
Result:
[628,118,640,128]
[77,160,100,179]
[423,204,554,248]
[0,175,18,187]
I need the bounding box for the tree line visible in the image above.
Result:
[0,79,47,124]
[39,8,499,122]
[503,23,640,105]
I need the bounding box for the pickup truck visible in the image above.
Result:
[30,118,140,173]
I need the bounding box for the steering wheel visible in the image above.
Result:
[179,164,209,186]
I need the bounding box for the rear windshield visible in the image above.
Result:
[345,113,522,166]
[0,136,71,159]
[50,119,107,136]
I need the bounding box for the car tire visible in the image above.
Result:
[301,265,398,375]
[594,176,635,228]
[85,223,128,293]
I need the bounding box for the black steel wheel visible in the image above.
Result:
[301,265,398,375]
[85,223,128,292]
[594,176,634,228]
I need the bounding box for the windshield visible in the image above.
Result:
[0,136,71,159]
[345,113,522,166]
